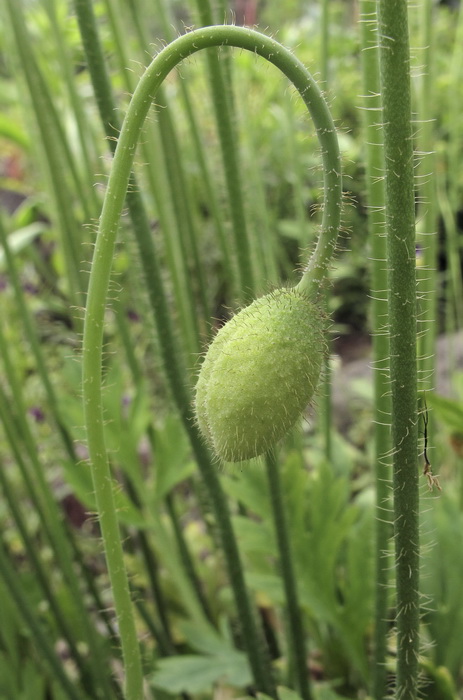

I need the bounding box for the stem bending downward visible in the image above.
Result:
[83,25,341,699]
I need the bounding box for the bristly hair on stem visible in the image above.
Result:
[377,2,420,698]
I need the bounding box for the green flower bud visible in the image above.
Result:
[194,288,326,462]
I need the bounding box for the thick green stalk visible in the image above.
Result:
[74,0,192,384]
[266,450,311,700]
[359,3,391,697]
[376,2,420,698]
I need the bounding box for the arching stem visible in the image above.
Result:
[83,25,342,699]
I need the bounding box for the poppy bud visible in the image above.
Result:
[195,288,326,461]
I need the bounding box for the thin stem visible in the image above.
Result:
[148,0,239,300]
[266,449,311,700]
[377,2,420,698]
[359,3,391,697]
[194,2,254,300]
[318,0,333,464]
[320,0,330,86]
[416,0,438,392]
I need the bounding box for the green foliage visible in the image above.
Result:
[150,619,255,693]
[225,453,374,687]
[421,493,463,682]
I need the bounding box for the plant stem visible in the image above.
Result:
[377,2,420,698]
[416,0,438,393]
[266,449,311,700]
[194,1,255,300]
[83,25,341,697]
[318,0,332,464]
[359,3,391,697]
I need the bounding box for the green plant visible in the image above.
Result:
[2,2,463,698]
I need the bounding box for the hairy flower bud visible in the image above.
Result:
[194,288,326,461]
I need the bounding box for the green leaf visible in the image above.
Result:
[150,651,251,694]
[425,392,463,436]
[0,113,30,148]
[0,223,47,269]
[62,458,146,528]
[232,515,275,557]
[313,686,363,700]
[224,462,271,520]
[153,415,195,501]
[246,572,285,606]
[277,687,304,700]
[180,619,236,656]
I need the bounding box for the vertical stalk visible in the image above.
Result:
[266,449,311,700]
[359,3,391,697]
[147,0,239,300]
[440,5,463,335]
[319,0,332,463]
[376,2,420,698]
[194,0,256,299]
[416,0,438,392]
[320,0,330,87]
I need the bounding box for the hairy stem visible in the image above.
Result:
[377,2,420,698]
[359,3,391,697]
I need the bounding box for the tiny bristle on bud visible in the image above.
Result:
[194,288,326,462]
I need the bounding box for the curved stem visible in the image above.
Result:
[83,25,341,699]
